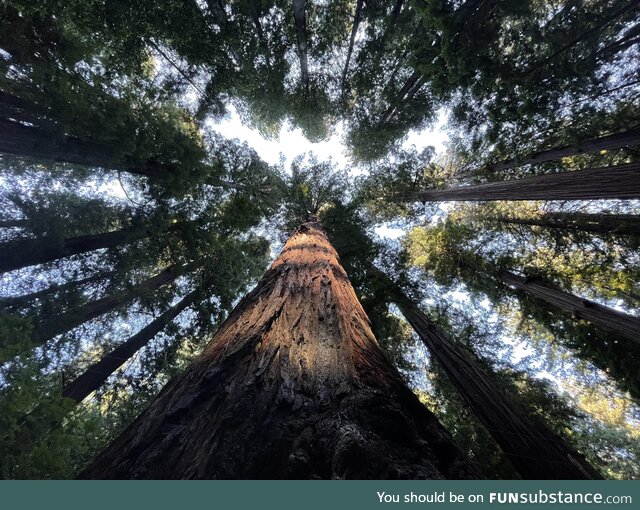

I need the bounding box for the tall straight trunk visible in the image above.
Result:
[412,162,640,202]
[496,270,640,344]
[380,70,422,124]
[79,221,478,479]
[486,127,640,173]
[341,0,364,91]
[293,0,310,89]
[490,211,640,236]
[23,264,195,354]
[0,227,149,275]
[63,289,200,403]
[396,297,601,479]
[0,272,112,310]
[0,118,170,178]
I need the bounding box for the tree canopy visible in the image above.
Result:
[1,0,639,479]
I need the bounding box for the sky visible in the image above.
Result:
[208,104,450,172]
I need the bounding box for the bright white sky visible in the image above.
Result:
[208,104,450,173]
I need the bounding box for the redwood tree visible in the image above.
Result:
[80,220,478,479]
[395,294,602,479]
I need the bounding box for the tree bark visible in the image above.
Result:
[396,297,602,479]
[489,211,640,237]
[381,70,422,124]
[79,221,478,479]
[486,127,640,173]
[0,118,172,179]
[0,227,149,275]
[63,289,200,403]
[412,162,640,202]
[341,0,364,91]
[497,270,640,345]
[0,272,111,310]
[293,0,310,89]
[26,264,196,353]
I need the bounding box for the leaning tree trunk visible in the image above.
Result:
[0,264,197,362]
[63,289,200,403]
[485,127,640,173]
[0,118,171,179]
[396,297,601,479]
[341,0,364,91]
[497,270,640,344]
[79,221,478,479]
[381,70,422,124]
[293,0,310,89]
[412,162,640,202]
[489,211,640,237]
[0,227,149,274]
[0,272,111,310]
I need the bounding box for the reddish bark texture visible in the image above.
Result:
[80,221,478,479]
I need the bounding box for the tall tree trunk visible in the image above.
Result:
[412,162,640,202]
[0,272,112,310]
[14,264,196,357]
[341,0,364,92]
[79,221,478,479]
[486,127,640,173]
[395,297,601,479]
[293,0,310,89]
[0,227,150,275]
[496,269,640,344]
[381,70,421,124]
[489,211,640,236]
[63,289,200,403]
[0,118,171,179]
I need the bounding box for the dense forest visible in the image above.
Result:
[0,0,639,479]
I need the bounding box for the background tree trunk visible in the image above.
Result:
[412,162,640,202]
[63,289,200,403]
[497,270,640,344]
[487,127,640,173]
[79,221,478,479]
[489,211,640,236]
[0,228,149,274]
[24,264,196,354]
[396,297,602,479]
[293,0,310,89]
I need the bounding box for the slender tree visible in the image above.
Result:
[487,211,640,237]
[0,264,197,362]
[0,227,150,275]
[79,220,478,479]
[412,162,640,202]
[292,0,310,89]
[62,289,200,403]
[395,293,602,479]
[483,127,640,174]
[495,269,640,345]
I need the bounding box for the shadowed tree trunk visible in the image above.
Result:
[63,289,200,403]
[22,264,197,354]
[0,272,113,310]
[0,227,150,275]
[488,211,640,237]
[293,0,310,89]
[341,0,364,91]
[381,71,423,124]
[412,162,640,202]
[395,295,602,479]
[79,221,478,479]
[497,270,640,344]
[485,127,640,173]
[0,117,184,180]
